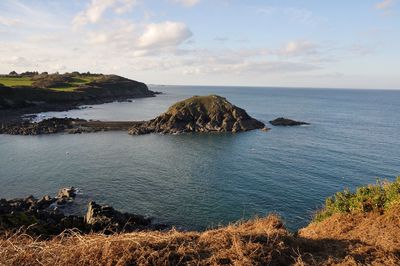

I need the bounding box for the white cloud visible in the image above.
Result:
[375,0,395,10]
[172,0,201,7]
[138,21,192,49]
[88,32,110,44]
[0,16,21,26]
[73,0,137,27]
[280,40,317,56]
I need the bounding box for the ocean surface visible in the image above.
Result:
[1,86,399,231]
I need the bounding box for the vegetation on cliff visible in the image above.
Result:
[313,177,400,222]
[1,177,399,265]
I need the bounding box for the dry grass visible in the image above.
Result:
[1,209,399,266]
[0,208,400,266]
[0,215,294,266]
[299,203,400,265]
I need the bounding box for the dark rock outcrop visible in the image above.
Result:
[56,187,77,205]
[269,117,309,126]
[129,95,265,135]
[0,189,164,237]
[0,118,83,135]
[0,118,139,135]
[57,187,76,199]
[85,201,151,232]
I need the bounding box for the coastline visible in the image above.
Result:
[1,179,400,265]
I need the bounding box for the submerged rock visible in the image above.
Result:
[128,95,265,135]
[269,117,309,126]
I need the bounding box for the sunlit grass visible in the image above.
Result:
[0,77,33,87]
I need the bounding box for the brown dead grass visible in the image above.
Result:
[1,209,400,266]
[299,203,400,265]
[0,215,294,266]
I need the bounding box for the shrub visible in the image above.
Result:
[314,177,400,222]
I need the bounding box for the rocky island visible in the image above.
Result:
[129,95,267,135]
[0,95,267,135]
[269,117,310,126]
[0,71,156,123]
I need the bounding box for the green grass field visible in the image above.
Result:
[0,77,33,87]
[0,75,99,91]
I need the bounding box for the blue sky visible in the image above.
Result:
[0,0,399,89]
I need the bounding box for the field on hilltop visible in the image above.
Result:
[0,72,101,92]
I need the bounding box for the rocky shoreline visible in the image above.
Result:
[0,95,268,135]
[0,118,142,135]
[0,187,167,237]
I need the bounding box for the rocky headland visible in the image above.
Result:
[269,117,310,126]
[128,95,267,135]
[0,72,157,123]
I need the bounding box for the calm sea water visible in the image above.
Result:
[1,86,399,231]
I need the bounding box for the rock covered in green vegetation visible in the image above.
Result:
[129,95,266,135]
[31,73,75,89]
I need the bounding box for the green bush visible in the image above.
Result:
[314,177,400,222]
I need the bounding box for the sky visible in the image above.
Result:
[0,0,399,89]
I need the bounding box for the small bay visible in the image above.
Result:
[1,86,399,231]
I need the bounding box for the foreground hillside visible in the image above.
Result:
[1,178,399,265]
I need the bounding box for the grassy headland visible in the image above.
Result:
[1,177,399,265]
[0,71,155,122]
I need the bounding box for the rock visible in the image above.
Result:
[57,187,76,199]
[85,201,151,232]
[1,189,160,236]
[261,127,271,132]
[128,95,265,135]
[269,117,309,126]
[0,118,83,135]
[36,195,56,210]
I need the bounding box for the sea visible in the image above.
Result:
[0,85,399,231]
